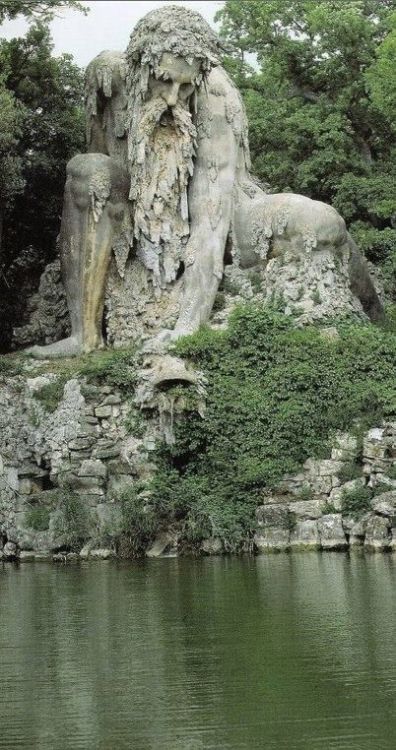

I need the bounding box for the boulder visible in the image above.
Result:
[19,550,36,561]
[331,432,358,461]
[318,514,348,550]
[371,490,396,524]
[290,520,320,551]
[201,537,223,555]
[364,514,390,552]
[3,541,18,560]
[346,515,370,547]
[146,531,178,558]
[329,477,366,511]
[89,548,116,559]
[288,499,322,520]
[78,459,107,479]
[254,528,290,553]
[255,503,289,529]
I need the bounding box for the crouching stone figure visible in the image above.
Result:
[28,5,382,358]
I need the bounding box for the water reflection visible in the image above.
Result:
[0,555,395,749]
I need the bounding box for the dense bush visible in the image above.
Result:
[52,489,89,551]
[125,304,396,552]
[341,486,373,519]
[25,506,50,531]
[78,347,139,393]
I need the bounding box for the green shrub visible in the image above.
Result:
[322,501,338,515]
[247,270,262,294]
[33,377,68,413]
[296,485,314,501]
[311,288,322,305]
[52,489,89,550]
[118,483,162,557]
[338,461,362,484]
[147,303,395,550]
[340,485,373,518]
[386,464,396,480]
[221,276,241,296]
[25,506,50,531]
[213,291,227,312]
[78,347,138,393]
[0,356,23,378]
[124,404,146,437]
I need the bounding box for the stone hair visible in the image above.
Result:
[126,5,228,93]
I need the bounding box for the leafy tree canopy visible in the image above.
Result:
[217,1,396,297]
[0,0,87,24]
[0,19,85,349]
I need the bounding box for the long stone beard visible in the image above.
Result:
[129,97,196,290]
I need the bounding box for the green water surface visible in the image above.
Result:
[0,554,395,750]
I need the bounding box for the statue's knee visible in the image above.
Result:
[65,153,119,213]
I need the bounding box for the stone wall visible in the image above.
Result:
[0,368,161,561]
[254,425,396,554]
[1,363,395,560]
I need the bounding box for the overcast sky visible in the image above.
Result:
[0,0,224,67]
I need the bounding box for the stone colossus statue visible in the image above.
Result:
[28,5,382,358]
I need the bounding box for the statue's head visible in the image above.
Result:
[125,7,227,288]
[126,5,226,105]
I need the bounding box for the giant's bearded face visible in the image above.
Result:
[127,52,202,291]
[125,5,226,291]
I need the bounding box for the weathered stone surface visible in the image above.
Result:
[331,432,358,461]
[102,394,122,405]
[364,514,390,552]
[89,548,116,559]
[78,459,107,479]
[290,520,320,550]
[318,514,348,550]
[256,504,289,529]
[94,405,113,419]
[201,537,223,555]
[146,531,178,558]
[329,477,366,511]
[288,499,322,520]
[3,541,18,560]
[19,550,37,561]
[371,490,396,523]
[254,528,290,553]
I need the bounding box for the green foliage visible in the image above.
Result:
[124,404,146,438]
[338,461,363,484]
[296,485,314,502]
[52,489,89,551]
[213,291,227,312]
[118,484,162,557]
[386,465,396,480]
[0,1,87,24]
[311,289,322,306]
[0,22,85,349]
[322,500,338,515]
[341,485,373,518]
[25,506,50,531]
[78,347,139,393]
[217,0,396,286]
[32,376,68,413]
[0,354,23,377]
[137,303,396,552]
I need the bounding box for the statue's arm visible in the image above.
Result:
[175,70,242,334]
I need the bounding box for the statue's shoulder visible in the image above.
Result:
[198,66,248,147]
[206,65,241,101]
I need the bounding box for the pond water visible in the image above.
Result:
[0,554,395,750]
